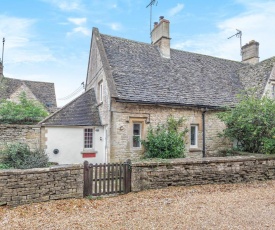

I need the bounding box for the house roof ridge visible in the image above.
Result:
[99,33,152,46]
[100,33,247,65]
[170,48,246,64]
[4,76,54,85]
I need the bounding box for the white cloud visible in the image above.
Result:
[67,17,90,36]
[111,4,117,9]
[109,22,122,31]
[172,0,275,61]
[67,26,90,36]
[68,17,87,26]
[0,15,54,64]
[41,0,83,11]
[168,3,184,17]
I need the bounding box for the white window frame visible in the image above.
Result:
[99,81,103,103]
[84,128,93,149]
[132,123,142,148]
[190,125,198,148]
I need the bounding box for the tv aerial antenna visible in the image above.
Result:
[1,37,5,65]
[228,29,242,55]
[146,0,158,40]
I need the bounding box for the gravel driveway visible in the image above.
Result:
[1,180,275,230]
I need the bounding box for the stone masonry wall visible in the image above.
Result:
[110,101,230,162]
[0,125,41,151]
[131,155,275,192]
[0,164,83,206]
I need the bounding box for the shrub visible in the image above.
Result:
[142,115,188,159]
[0,143,49,169]
[0,163,9,169]
[0,92,48,124]
[217,90,275,154]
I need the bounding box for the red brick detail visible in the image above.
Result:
[82,153,96,158]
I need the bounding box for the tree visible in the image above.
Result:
[217,91,275,154]
[141,115,188,159]
[0,92,48,124]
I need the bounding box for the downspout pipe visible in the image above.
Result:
[202,109,207,158]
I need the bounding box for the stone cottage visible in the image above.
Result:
[0,61,57,113]
[41,16,275,164]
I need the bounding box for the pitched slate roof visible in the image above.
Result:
[40,88,101,126]
[238,57,275,97]
[0,77,57,112]
[97,31,275,108]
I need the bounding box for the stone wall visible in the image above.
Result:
[0,125,41,151]
[0,164,83,206]
[110,101,230,162]
[131,155,275,192]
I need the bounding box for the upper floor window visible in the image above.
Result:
[99,81,103,103]
[84,128,93,149]
[190,125,198,148]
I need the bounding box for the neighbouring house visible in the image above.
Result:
[0,61,57,151]
[0,61,57,113]
[41,16,275,164]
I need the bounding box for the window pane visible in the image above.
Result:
[133,124,141,135]
[191,126,196,146]
[133,123,141,147]
[84,129,93,148]
[133,135,140,147]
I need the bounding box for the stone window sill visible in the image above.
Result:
[189,148,202,152]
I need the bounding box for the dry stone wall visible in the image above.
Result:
[0,125,41,151]
[131,155,275,192]
[0,164,83,206]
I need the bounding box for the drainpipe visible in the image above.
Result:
[202,109,207,158]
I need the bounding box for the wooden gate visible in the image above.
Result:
[83,160,131,197]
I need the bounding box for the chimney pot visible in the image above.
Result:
[154,22,158,28]
[159,16,164,21]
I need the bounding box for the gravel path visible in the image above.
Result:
[1,180,275,230]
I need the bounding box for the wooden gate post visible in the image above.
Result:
[83,161,90,197]
[124,159,132,194]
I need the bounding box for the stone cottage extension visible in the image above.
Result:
[41,16,275,164]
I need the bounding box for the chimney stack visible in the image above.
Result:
[241,40,259,64]
[151,16,171,58]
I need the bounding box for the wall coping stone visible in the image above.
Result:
[0,124,41,128]
[132,155,275,167]
[0,164,83,175]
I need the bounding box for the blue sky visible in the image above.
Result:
[1,0,275,106]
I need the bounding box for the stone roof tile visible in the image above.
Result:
[40,88,101,126]
[0,77,57,112]
[100,34,246,107]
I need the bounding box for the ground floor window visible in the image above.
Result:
[133,123,142,148]
[84,128,93,148]
[190,125,198,148]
